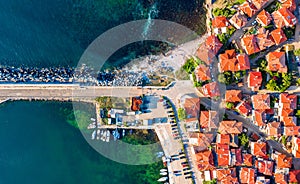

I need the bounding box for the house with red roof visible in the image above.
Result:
[241,35,260,55]
[255,159,274,176]
[196,35,223,65]
[216,134,230,145]
[218,50,250,72]
[251,141,267,158]
[270,28,287,45]
[236,101,252,116]
[256,10,272,26]
[231,148,243,166]
[289,170,300,183]
[266,122,281,137]
[189,133,214,153]
[251,94,271,110]
[183,97,200,119]
[248,71,263,91]
[256,176,271,184]
[279,0,297,11]
[212,16,229,34]
[216,168,238,183]
[243,153,253,166]
[229,12,248,29]
[253,109,267,126]
[252,0,269,9]
[195,150,215,171]
[275,173,288,184]
[275,154,292,169]
[219,120,243,134]
[292,137,300,158]
[283,126,300,136]
[239,1,258,17]
[216,143,230,167]
[239,167,256,184]
[225,90,242,103]
[279,93,297,112]
[195,64,211,82]
[272,7,297,28]
[256,31,275,50]
[201,82,220,97]
[282,116,297,126]
[266,51,288,73]
[199,110,219,130]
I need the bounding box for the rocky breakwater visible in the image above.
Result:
[0,65,144,86]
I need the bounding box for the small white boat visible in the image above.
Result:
[90,118,96,121]
[122,129,125,137]
[157,177,168,182]
[160,172,168,176]
[87,124,96,129]
[102,130,107,141]
[96,130,100,140]
[160,169,167,172]
[91,130,96,140]
[106,130,110,142]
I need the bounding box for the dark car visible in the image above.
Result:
[185,176,192,179]
[183,168,190,171]
[181,161,188,165]
[180,156,186,159]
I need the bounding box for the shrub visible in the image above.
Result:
[178,108,187,121]
[182,58,198,74]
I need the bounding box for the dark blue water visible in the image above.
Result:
[0,0,206,67]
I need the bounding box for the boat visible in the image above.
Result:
[160,172,168,176]
[106,130,110,142]
[96,130,100,140]
[102,130,107,141]
[90,118,96,121]
[91,130,96,140]
[160,169,168,172]
[112,128,120,141]
[122,129,125,137]
[87,123,96,129]
[157,177,168,182]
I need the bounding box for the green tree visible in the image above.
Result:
[183,58,198,74]
[294,49,300,56]
[226,102,235,109]
[296,110,300,118]
[239,133,249,148]
[178,108,187,121]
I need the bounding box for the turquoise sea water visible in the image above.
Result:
[0,101,162,184]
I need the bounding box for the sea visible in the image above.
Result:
[0,0,206,183]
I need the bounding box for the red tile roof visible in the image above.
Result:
[236,101,252,116]
[252,0,269,9]
[219,121,243,134]
[253,109,267,126]
[195,64,211,81]
[272,7,298,28]
[280,93,297,110]
[248,71,262,91]
[241,35,260,55]
[239,167,256,184]
[212,16,229,28]
[252,94,271,110]
[233,148,243,166]
[256,10,272,26]
[131,97,143,111]
[251,141,267,158]
[266,122,281,137]
[243,153,253,166]
[274,173,288,184]
[256,31,275,50]
[266,51,287,73]
[229,12,248,29]
[255,159,274,176]
[206,35,224,55]
[217,134,230,144]
[282,116,297,126]
[195,150,215,171]
[281,0,297,11]
[289,170,300,183]
[270,28,287,45]
[218,50,250,72]
[199,110,218,129]
[201,82,220,97]
[189,133,214,151]
[225,90,242,102]
[216,143,230,167]
[276,154,292,168]
[239,1,258,17]
[216,168,237,182]
[284,126,300,136]
[183,98,200,119]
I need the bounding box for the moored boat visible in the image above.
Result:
[91,130,96,140]
[157,177,168,182]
